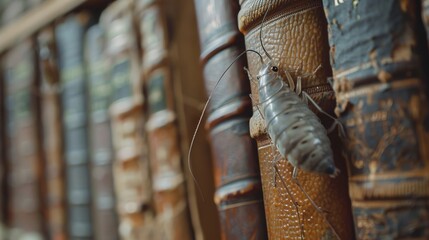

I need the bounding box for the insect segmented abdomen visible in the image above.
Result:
[258,63,336,175]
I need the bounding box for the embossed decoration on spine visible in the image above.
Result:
[193,0,268,239]
[323,0,429,238]
[238,0,354,239]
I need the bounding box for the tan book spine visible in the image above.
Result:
[137,0,193,239]
[101,1,155,239]
[238,0,354,239]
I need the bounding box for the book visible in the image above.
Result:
[100,1,155,239]
[37,25,67,240]
[85,23,119,240]
[3,39,45,239]
[193,0,268,239]
[137,0,194,238]
[159,0,223,239]
[323,0,429,238]
[55,12,94,240]
[237,0,354,239]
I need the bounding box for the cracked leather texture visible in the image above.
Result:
[238,0,354,239]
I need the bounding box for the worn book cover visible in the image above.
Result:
[323,0,429,238]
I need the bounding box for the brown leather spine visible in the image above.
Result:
[238,0,354,239]
[101,1,155,239]
[38,26,67,240]
[137,0,193,239]
[323,0,429,238]
[4,39,46,239]
[193,0,268,239]
[164,1,221,239]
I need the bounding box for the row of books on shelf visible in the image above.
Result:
[0,0,197,239]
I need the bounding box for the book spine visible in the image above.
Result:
[193,0,268,239]
[238,0,354,239]
[4,39,45,239]
[38,26,67,240]
[322,0,429,238]
[85,23,119,240]
[137,1,193,239]
[56,13,93,240]
[101,1,155,239]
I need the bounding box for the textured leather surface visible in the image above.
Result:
[239,0,354,239]
[324,0,429,238]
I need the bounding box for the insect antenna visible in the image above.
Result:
[260,6,273,61]
[188,49,263,201]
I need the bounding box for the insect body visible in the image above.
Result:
[250,60,342,239]
[257,62,338,176]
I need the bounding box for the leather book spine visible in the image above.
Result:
[323,0,429,238]
[38,26,67,240]
[137,1,193,239]
[85,24,119,240]
[238,0,354,239]
[101,1,155,239]
[4,39,46,239]
[193,0,268,239]
[56,13,94,240]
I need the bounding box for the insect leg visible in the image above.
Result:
[327,77,334,88]
[301,91,346,137]
[244,66,258,85]
[271,153,282,187]
[292,167,341,240]
[296,76,302,95]
[274,163,304,240]
[249,94,265,121]
[283,69,295,92]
